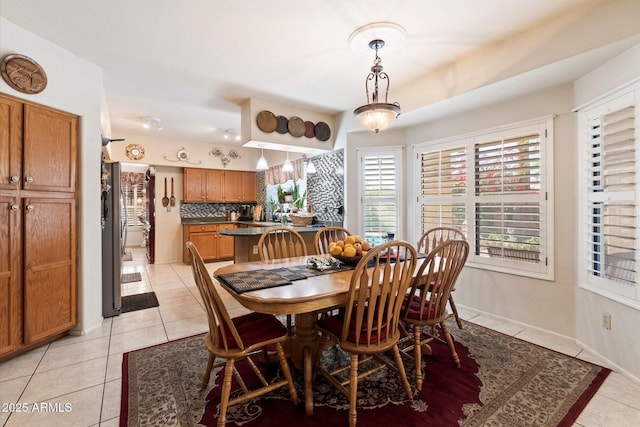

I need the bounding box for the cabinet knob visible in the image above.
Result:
[11,204,19,211]
[11,175,19,183]
[26,204,34,212]
[25,176,34,183]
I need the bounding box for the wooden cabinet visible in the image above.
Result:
[183,223,237,263]
[183,168,256,203]
[0,94,78,359]
[183,168,223,202]
[0,195,22,357]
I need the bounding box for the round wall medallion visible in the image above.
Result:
[304,121,315,138]
[177,148,190,161]
[315,121,331,141]
[1,54,48,94]
[256,110,277,133]
[125,144,145,160]
[288,116,305,137]
[276,115,289,134]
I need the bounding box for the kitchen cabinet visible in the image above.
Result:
[224,171,257,202]
[0,94,78,360]
[183,223,237,263]
[183,168,256,203]
[183,168,222,202]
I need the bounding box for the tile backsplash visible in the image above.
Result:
[180,203,253,218]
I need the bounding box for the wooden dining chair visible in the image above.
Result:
[258,226,308,261]
[186,242,299,426]
[400,239,469,391]
[314,241,417,427]
[314,225,352,254]
[257,227,308,331]
[417,226,467,329]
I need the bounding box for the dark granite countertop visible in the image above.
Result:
[218,225,324,236]
[181,217,282,226]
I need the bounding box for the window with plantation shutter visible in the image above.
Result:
[359,148,401,245]
[415,117,553,279]
[419,146,467,235]
[580,85,639,306]
[121,174,146,229]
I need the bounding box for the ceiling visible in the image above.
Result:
[0,0,636,147]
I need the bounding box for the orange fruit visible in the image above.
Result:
[361,241,371,251]
[330,245,343,256]
[345,236,356,245]
[353,235,363,243]
[336,241,345,248]
[343,246,357,257]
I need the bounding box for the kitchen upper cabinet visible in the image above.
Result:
[224,171,257,202]
[0,195,22,357]
[183,168,223,202]
[183,168,256,202]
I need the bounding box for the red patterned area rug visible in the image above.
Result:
[120,321,610,427]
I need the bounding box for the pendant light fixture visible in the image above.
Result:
[282,151,293,172]
[353,39,401,133]
[256,146,268,170]
[305,160,316,174]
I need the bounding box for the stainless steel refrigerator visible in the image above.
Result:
[101,161,127,317]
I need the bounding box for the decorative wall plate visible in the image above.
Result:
[288,116,305,137]
[1,54,47,94]
[177,148,190,161]
[125,144,145,160]
[315,121,331,141]
[256,110,277,133]
[276,115,289,134]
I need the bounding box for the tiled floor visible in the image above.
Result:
[1,247,640,426]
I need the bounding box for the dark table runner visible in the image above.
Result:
[217,269,293,294]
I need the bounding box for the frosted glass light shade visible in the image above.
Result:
[354,103,400,133]
[256,147,268,170]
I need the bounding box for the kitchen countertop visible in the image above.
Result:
[218,225,323,236]
[181,217,280,226]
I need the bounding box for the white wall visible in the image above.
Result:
[404,83,578,338]
[1,17,107,334]
[574,45,640,382]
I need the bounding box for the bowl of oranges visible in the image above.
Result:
[329,235,373,265]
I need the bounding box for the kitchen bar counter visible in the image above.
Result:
[218,224,323,262]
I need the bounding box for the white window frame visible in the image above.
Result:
[577,82,640,309]
[413,116,554,280]
[357,147,403,245]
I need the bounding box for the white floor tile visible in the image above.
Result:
[20,357,107,403]
[5,384,103,427]
[2,246,639,425]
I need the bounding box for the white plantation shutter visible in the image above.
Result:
[417,117,552,279]
[121,180,145,228]
[419,146,467,235]
[475,134,543,263]
[584,101,637,296]
[360,149,401,244]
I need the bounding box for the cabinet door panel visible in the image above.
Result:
[205,170,223,201]
[217,224,235,259]
[224,171,243,202]
[189,233,217,262]
[0,196,22,356]
[0,95,23,191]
[23,105,77,193]
[183,168,205,202]
[243,172,257,202]
[23,198,77,344]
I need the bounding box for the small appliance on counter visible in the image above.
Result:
[238,204,255,221]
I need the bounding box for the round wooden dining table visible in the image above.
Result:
[214,256,354,415]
